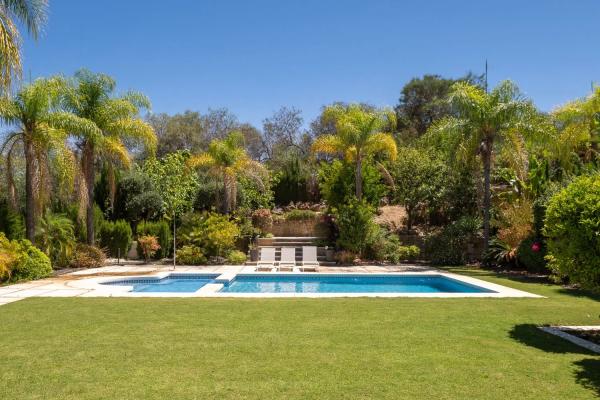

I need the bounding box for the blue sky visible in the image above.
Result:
[23,0,600,129]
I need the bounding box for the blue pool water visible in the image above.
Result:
[104,274,219,293]
[219,274,494,294]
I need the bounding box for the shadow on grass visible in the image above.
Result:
[509,324,597,355]
[574,359,600,397]
[557,287,600,302]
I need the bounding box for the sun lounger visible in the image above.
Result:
[300,246,319,272]
[278,247,296,272]
[256,247,276,271]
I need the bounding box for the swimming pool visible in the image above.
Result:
[104,274,219,293]
[219,274,495,294]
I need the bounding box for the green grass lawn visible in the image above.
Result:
[0,268,599,399]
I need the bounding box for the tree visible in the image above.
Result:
[0,0,48,92]
[395,73,483,139]
[201,107,238,141]
[429,80,536,252]
[144,151,199,267]
[0,77,97,241]
[312,104,397,200]
[262,106,305,161]
[61,70,156,245]
[147,111,204,157]
[391,147,445,230]
[189,131,267,213]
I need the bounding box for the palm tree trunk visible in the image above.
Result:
[355,154,363,200]
[82,141,95,245]
[482,138,493,255]
[24,137,36,242]
[222,171,230,214]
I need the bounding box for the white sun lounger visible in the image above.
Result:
[278,247,296,272]
[256,247,276,271]
[301,246,319,272]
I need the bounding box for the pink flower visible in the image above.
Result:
[531,242,541,252]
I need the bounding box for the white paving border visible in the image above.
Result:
[66,271,542,298]
[539,326,600,354]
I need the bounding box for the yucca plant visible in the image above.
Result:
[312,104,397,200]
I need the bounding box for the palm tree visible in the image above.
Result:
[61,70,156,245]
[0,0,48,92]
[311,104,397,200]
[189,131,267,213]
[430,80,536,252]
[0,77,99,241]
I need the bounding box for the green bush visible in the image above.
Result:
[516,236,547,273]
[368,230,420,263]
[176,245,207,265]
[70,244,106,269]
[182,212,240,257]
[35,212,76,269]
[227,250,247,265]
[137,220,172,259]
[333,199,377,257]
[425,216,481,265]
[0,202,25,240]
[544,174,600,288]
[10,239,52,282]
[99,220,132,258]
[285,209,317,221]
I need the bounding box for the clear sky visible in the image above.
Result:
[22,0,600,129]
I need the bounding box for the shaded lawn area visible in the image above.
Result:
[0,269,599,399]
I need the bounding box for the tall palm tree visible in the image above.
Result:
[0,0,48,92]
[0,77,99,241]
[311,104,397,200]
[61,70,156,245]
[430,80,536,252]
[189,131,267,213]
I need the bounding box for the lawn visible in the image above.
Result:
[0,269,599,399]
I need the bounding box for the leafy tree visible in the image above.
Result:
[395,73,483,139]
[391,147,445,230]
[144,151,199,266]
[0,0,48,92]
[113,171,163,226]
[333,198,378,257]
[147,110,204,157]
[312,104,397,200]
[201,107,239,141]
[189,131,268,213]
[429,81,536,251]
[61,69,156,245]
[262,106,305,161]
[0,77,97,241]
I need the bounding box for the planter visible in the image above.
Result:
[249,248,259,262]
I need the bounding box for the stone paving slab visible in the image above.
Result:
[0,297,22,305]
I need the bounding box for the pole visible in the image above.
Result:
[173,212,176,270]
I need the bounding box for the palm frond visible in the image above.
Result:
[312,134,344,155]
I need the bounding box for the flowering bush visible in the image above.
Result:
[138,235,161,262]
[251,208,273,233]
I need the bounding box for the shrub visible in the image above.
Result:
[10,239,52,282]
[70,244,106,269]
[0,202,24,240]
[138,235,161,262]
[425,216,481,265]
[183,212,240,257]
[137,220,171,258]
[227,250,247,265]
[333,199,377,257]
[544,174,600,288]
[35,212,76,269]
[99,220,132,258]
[0,233,18,281]
[285,209,317,221]
[176,245,207,265]
[251,208,273,233]
[335,250,358,265]
[369,230,420,263]
[516,236,547,273]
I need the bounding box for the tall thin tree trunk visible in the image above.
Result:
[482,138,493,255]
[82,141,95,245]
[24,137,36,242]
[355,154,363,200]
[222,171,230,214]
